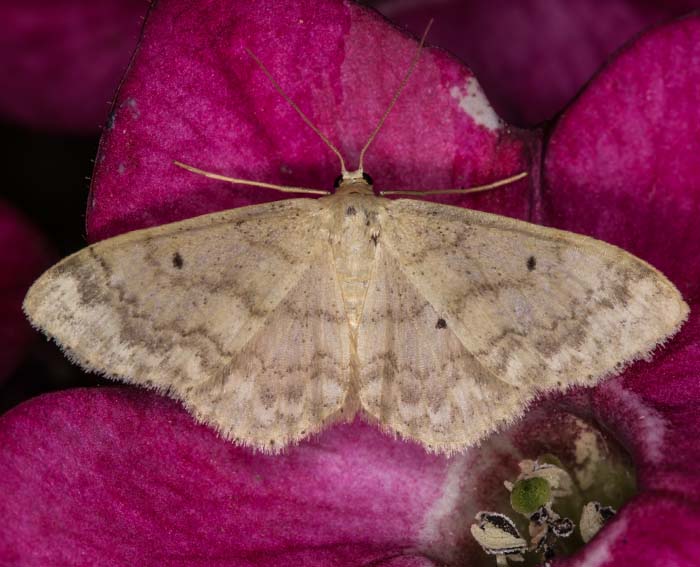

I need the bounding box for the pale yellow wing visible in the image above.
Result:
[357,198,689,453]
[24,199,353,451]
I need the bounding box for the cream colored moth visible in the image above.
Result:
[23,25,688,453]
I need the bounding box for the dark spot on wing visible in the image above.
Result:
[436,318,447,329]
[370,234,379,246]
[527,256,536,271]
[346,206,357,216]
[172,252,184,269]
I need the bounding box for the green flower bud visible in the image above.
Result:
[510,477,551,516]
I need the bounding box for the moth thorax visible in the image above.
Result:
[328,193,383,335]
[335,181,374,196]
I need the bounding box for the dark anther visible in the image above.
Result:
[172,252,184,269]
[527,256,537,271]
[530,507,548,523]
[436,318,447,329]
[482,513,521,539]
[551,518,574,538]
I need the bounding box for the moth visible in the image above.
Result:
[24,26,688,454]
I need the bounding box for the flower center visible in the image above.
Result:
[469,411,636,566]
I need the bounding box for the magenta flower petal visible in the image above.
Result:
[555,493,700,566]
[544,14,700,301]
[371,0,699,126]
[590,305,700,501]
[87,0,532,242]
[0,388,449,566]
[0,387,665,566]
[539,15,700,562]
[0,202,51,383]
[0,0,147,132]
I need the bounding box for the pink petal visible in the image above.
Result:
[0,387,643,565]
[543,14,700,301]
[0,202,52,383]
[546,304,700,566]
[87,0,532,242]
[591,304,700,502]
[0,0,147,132]
[559,494,700,567]
[0,388,448,566]
[370,0,698,126]
[537,18,700,560]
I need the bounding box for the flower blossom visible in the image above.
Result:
[1,1,699,565]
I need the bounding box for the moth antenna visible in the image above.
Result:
[357,19,434,173]
[244,47,350,175]
[173,161,331,195]
[380,171,528,196]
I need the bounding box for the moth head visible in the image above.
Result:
[333,169,374,195]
